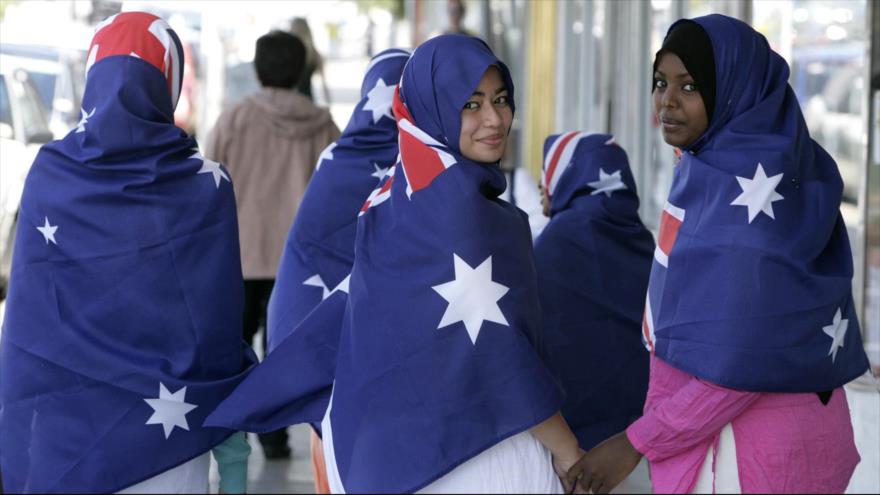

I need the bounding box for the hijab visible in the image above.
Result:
[645,14,869,392]
[0,13,256,492]
[326,34,560,492]
[266,48,409,351]
[207,35,561,493]
[535,133,653,449]
[652,20,716,124]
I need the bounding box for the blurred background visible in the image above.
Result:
[0,0,878,492]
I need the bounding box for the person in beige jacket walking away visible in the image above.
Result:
[206,30,340,459]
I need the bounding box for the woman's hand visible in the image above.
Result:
[553,448,586,493]
[566,431,642,494]
[528,411,585,493]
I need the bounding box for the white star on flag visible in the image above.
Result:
[330,274,351,295]
[316,143,337,170]
[730,163,784,223]
[191,149,230,189]
[432,254,510,345]
[144,383,198,439]
[822,308,848,363]
[76,107,96,133]
[36,216,58,245]
[362,78,396,123]
[304,274,331,300]
[371,163,388,180]
[588,168,627,197]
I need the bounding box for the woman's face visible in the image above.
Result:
[459,66,513,163]
[653,52,708,149]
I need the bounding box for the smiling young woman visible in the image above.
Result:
[458,66,513,163]
[204,34,583,495]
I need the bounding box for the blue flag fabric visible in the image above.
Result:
[0,13,255,493]
[207,35,562,493]
[645,14,869,392]
[207,278,350,434]
[534,133,652,450]
[324,34,562,493]
[267,49,409,352]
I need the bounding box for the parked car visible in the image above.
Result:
[0,44,86,138]
[0,57,53,299]
[793,43,866,205]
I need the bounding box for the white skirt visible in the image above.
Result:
[321,386,562,494]
[117,452,210,494]
[692,423,741,494]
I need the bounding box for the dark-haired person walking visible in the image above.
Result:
[206,30,340,458]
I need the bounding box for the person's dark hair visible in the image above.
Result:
[254,30,306,89]
[448,0,466,18]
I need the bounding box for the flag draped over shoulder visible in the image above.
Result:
[0,13,255,493]
[208,35,562,493]
[645,14,869,392]
[534,132,652,450]
[206,278,351,435]
[267,49,409,351]
[326,35,562,493]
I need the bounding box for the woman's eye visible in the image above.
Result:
[494,95,509,106]
[683,83,698,92]
[653,79,667,89]
[463,101,479,110]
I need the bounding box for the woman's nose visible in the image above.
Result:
[482,104,502,126]
[661,88,678,108]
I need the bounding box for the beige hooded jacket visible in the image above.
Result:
[207,88,340,279]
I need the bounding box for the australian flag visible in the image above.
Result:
[647,14,870,393]
[208,76,563,491]
[534,132,653,450]
[267,48,409,351]
[0,13,255,493]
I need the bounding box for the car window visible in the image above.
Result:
[25,71,57,110]
[0,77,12,132]
[14,72,51,140]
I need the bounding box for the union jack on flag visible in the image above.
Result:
[392,86,457,197]
[542,131,588,200]
[643,201,685,352]
[85,12,184,108]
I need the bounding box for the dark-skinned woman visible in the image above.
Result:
[567,14,869,495]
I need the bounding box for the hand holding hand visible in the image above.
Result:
[566,431,642,494]
[553,447,586,494]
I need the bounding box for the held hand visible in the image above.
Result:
[566,432,642,494]
[553,448,586,494]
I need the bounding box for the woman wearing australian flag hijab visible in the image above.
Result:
[207,34,585,493]
[533,132,653,488]
[267,48,410,351]
[0,12,256,493]
[319,33,589,494]
[267,47,409,494]
[567,14,869,494]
